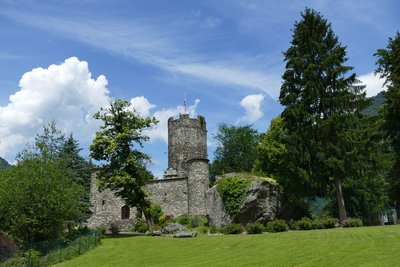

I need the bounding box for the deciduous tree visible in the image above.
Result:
[90,99,158,230]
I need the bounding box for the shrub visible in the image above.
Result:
[97,226,107,237]
[266,220,288,233]
[287,219,299,230]
[133,220,148,233]
[0,233,16,262]
[343,218,363,228]
[210,224,219,234]
[109,223,120,235]
[246,222,265,234]
[198,226,208,234]
[296,217,315,230]
[190,215,208,228]
[220,224,244,235]
[159,215,174,228]
[148,204,163,224]
[314,217,338,229]
[216,177,251,216]
[177,216,191,226]
[23,249,41,267]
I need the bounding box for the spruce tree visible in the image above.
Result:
[375,32,400,208]
[279,8,369,224]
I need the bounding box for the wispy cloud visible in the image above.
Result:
[0,10,280,98]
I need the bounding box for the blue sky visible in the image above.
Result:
[0,0,398,177]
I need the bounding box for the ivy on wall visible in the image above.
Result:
[216,176,251,216]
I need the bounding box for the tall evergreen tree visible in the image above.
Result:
[375,31,400,208]
[279,8,370,224]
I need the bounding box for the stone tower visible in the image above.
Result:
[165,113,209,214]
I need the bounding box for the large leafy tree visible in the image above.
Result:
[210,124,260,178]
[279,8,370,224]
[90,99,158,230]
[375,32,400,208]
[0,123,87,243]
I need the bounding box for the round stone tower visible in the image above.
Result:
[167,114,207,178]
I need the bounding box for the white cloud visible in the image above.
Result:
[358,72,387,97]
[237,94,265,123]
[0,57,111,160]
[136,97,200,143]
[130,96,156,117]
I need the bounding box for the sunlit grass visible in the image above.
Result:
[55,225,400,267]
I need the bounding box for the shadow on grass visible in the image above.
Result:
[106,232,146,239]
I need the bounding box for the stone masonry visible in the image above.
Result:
[87,113,209,230]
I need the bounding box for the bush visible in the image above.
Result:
[314,217,338,229]
[0,233,16,262]
[266,220,288,233]
[159,215,174,228]
[296,217,315,230]
[220,224,244,235]
[210,224,219,234]
[133,220,148,233]
[343,218,363,228]
[97,227,107,237]
[287,219,299,230]
[148,204,163,224]
[246,222,265,234]
[198,226,208,234]
[177,216,191,226]
[190,215,208,228]
[109,223,120,235]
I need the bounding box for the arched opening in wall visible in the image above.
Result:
[121,205,130,220]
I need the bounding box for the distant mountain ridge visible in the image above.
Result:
[0,157,11,169]
[363,91,385,115]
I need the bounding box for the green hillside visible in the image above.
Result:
[363,91,385,115]
[0,157,10,169]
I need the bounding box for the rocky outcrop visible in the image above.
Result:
[206,175,280,228]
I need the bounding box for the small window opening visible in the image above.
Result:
[121,205,130,220]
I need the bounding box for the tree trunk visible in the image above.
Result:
[334,175,347,225]
[142,209,154,231]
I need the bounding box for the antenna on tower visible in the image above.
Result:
[184,91,187,114]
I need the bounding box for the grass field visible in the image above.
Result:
[55,225,400,266]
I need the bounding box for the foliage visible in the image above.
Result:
[23,249,41,267]
[133,220,148,233]
[148,204,163,225]
[216,176,251,216]
[176,216,191,226]
[375,32,400,208]
[109,223,120,235]
[0,156,85,243]
[210,124,260,179]
[279,8,372,224]
[89,99,158,230]
[295,217,315,231]
[220,224,244,235]
[313,217,338,229]
[343,218,363,228]
[210,224,218,234]
[198,226,208,234]
[246,222,265,234]
[266,220,288,233]
[0,232,16,262]
[190,215,208,228]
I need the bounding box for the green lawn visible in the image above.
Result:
[55,225,400,267]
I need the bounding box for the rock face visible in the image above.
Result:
[206,177,280,228]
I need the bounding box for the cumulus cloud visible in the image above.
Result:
[237,94,265,124]
[0,57,111,160]
[358,72,387,97]
[130,96,156,117]
[137,97,200,142]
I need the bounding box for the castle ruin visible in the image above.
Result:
[88,113,209,229]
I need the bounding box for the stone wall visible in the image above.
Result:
[187,159,209,215]
[146,177,189,216]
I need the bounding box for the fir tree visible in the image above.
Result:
[279,8,370,224]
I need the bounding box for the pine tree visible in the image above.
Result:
[375,31,400,208]
[279,8,370,224]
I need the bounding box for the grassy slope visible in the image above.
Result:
[56,225,400,267]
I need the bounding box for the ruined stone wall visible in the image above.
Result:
[87,172,136,230]
[168,114,207,177]
[146,177,189,216]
